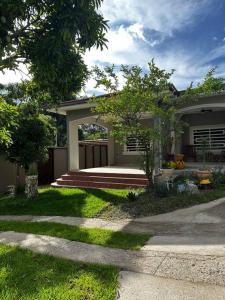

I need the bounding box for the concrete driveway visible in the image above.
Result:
[118,197,225,300]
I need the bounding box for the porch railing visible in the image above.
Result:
[182,145,225,162]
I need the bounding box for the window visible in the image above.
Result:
[191,125,225,152]
[123,136,146,154]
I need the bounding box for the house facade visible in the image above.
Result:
[56,92,225,174]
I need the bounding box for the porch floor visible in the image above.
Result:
[80,165,145,175]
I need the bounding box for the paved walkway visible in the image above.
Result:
[1,213,225,237]
[0,231,225,287]
[117,271,225,300]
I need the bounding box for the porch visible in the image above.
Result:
[53,165,148,189]
[176,96,225,167]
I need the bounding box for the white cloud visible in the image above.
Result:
[101,0,214,36]
[0,0,221,94]
[0,64,29,84]
[85,25,140,66]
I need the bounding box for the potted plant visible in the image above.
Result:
[161,160,176,176]
[175,153,185,170]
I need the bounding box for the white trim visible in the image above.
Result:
[177,103,225,114]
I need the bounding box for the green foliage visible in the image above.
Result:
[0,100,18,147]
[173,174,199,186]
[0,0,108,100]
[80,124,108,140]
[3,109,54,171]
[154,184,170,198]
[126,190,143,202]
[92,60,181,184]
[0,81,54,109]
[210,169,225,189]
[196,67,225,95]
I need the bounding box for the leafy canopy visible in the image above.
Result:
[93,61,177,142]
[92,60,178,182]
[0,100,18,147]
[2,104,54,170]
[0,0,108,100]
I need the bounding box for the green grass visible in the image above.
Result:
[0,244,118,300]
[0,220,150,250]
[0,187,128,218]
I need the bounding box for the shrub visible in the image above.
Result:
[210,169,225,189]
[154,184,170,198]
[127,189,145,202]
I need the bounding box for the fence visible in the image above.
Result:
[0,140,108,191]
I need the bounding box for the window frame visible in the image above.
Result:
[190,124,225,153]
[123,136,145,155]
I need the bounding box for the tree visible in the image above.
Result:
[0,100,18,148]
[92,61,180,186]
[196,67,225,95]
[0,0,108,101]
[3,105,54,171]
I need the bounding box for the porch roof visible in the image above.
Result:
[55,84,179,115]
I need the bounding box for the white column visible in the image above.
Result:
[108,134,115,165]
[68,121,79,171]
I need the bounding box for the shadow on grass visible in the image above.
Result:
[0,244,118,300]
[0,187,128,218]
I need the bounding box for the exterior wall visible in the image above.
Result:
[53,148,68,179]
[0,155,25,194]
[181,110,225,149]
[67,108,95,123]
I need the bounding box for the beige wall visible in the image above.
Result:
[0,155,25,194]
[53,148,68,179]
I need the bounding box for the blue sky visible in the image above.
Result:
[1,0,225,94]
[85,0,225,94]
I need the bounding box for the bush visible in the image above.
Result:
[127,189,144,202]
[173,174,199,187]
[154,184,170,198]
[210,169,225,189]
[16,184,25,195]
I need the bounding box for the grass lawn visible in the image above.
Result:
[0,187,128,218]
[1,186,224,220]
[0,220,150,250]
[0,244,118,300]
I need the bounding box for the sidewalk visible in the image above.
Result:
[0,231,225,287]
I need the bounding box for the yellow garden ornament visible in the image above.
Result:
[200,179,211,185]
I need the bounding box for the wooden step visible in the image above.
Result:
[56,178,147,189]
[61,174,148,185]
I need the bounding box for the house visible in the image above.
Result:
[53,90,225,189]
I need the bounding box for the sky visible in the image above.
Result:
[1,0,225,94]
